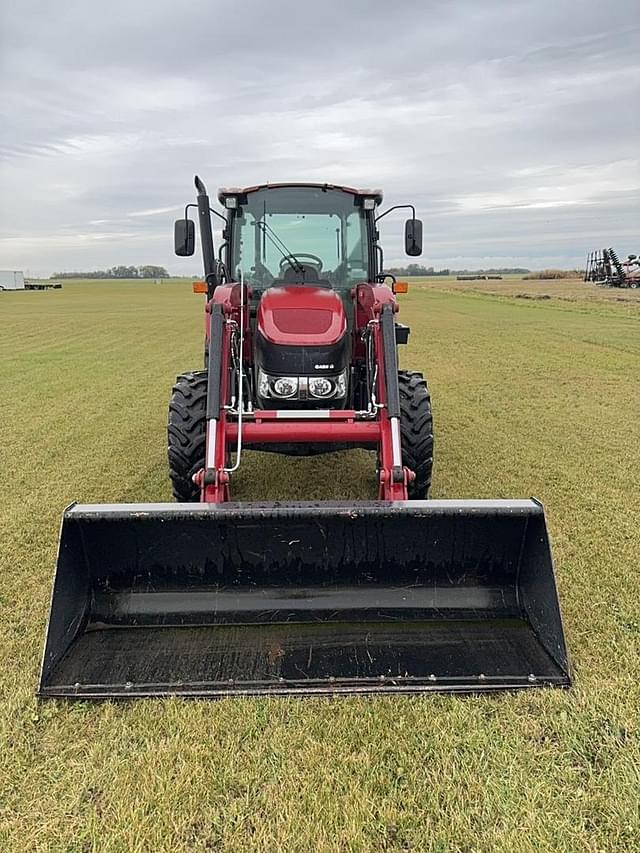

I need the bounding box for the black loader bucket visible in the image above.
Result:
[39,500,570,698]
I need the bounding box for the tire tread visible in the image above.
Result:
[398,369,434,499]
[167,371,207,502]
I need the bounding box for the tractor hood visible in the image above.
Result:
[257,286,347,347]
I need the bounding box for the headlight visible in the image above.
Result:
[257,369,346,400]
[258,370,270,397]
[308,377,334,398]
[308,370,347,399]
[272,376,299,398]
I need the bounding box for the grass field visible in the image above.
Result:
[1,278,639,851]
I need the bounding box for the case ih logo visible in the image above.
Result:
[315,363,334,370]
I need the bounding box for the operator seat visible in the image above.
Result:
[280,264,331,288]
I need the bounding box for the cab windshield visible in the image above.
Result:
[230,186,370,290]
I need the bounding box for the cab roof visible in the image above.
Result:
[217,182,383,206]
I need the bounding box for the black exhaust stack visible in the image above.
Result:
[194,175,218,297]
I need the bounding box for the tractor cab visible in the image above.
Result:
[218,183,382,297]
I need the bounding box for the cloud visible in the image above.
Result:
[128,206,181,218]
[0,0,639,275]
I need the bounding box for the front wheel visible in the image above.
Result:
[167,371,207,501]
[398,370,434,499]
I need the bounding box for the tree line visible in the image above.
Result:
[387,264,531,276]
[51,265,169,280]
[455,267,530,275]
[387,264,451,276]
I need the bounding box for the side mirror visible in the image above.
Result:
[174,219,195,256]
[405,218,423,256]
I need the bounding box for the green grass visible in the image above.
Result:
[1,279,639,852]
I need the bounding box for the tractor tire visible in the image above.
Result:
[168,371,207,502]
[398,369,434,499]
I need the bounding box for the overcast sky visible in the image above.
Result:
[1,0,639,276]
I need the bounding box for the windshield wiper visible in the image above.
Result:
[257,220,305,275]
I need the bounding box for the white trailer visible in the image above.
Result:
[0,270,25,290]
[0,271,62,291]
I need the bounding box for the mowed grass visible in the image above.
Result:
[1,278,639,852]
[410,274,640,312]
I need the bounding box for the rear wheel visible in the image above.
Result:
[398,370,434,499]
[168,371,207,502]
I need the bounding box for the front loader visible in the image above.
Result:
[39,178,570,698]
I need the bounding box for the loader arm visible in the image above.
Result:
[193,277,414,503]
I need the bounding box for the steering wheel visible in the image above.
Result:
[278,253,324,272]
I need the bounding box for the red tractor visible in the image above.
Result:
[168,178,432,504]
[38,178,570,699]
